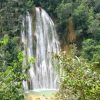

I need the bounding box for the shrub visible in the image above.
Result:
[56,50,100,100]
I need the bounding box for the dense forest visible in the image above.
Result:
[0,0,100,100]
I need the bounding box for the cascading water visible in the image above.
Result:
[21,7,60,91]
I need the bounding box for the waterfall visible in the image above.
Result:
[21,7,60,91]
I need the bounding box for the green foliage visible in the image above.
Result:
[0,35,26,100]
[0,0,34,35]
[28,57,36,64]
[56,2,72,20]
[81,39,100,62]
[56,51,100,100]
[34,0,61,16]
[55,0,100,65]
[0,0,100,99]
[0,65,24,100]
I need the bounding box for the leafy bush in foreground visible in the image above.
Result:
[56,50,100,100]
[0,35,25,100]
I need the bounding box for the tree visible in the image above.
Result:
[0,0,34,99]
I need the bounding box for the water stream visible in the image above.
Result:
[21,7,60,91]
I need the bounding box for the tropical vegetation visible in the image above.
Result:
[0,0,100,100]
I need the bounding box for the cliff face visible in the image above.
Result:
[61,17,76,54]
[67,17,76,43]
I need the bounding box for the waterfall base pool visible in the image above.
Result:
[25,89,59,100]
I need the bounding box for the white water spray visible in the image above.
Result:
[21,7,60,91]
